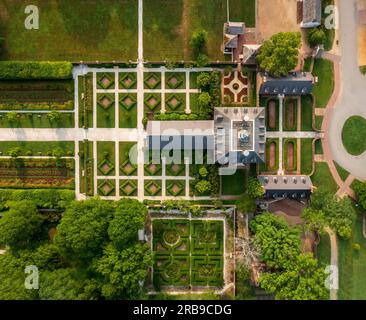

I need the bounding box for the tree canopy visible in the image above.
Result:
[0,200,44,250]
[93,243,152,300]
[307,28,326,47]
[108,199,147,249]
[302,189,356,239]
[55,198,114,260]
[353,181,366,210]
[257,32,302,77]
[249,213,301,269]
[259,253,329,300]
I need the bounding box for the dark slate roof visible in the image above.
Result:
[258,175,313,190]
[259,72,314,96]
[259,174,313,199]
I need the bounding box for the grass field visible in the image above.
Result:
[316,234,331,268]
[221,169,247,196]
[0,0,138,61]
[312,59,334,108]
[334,161,350,182]
[143,0,256,61]
[338,210,366,300]
[342,116,366,156]
[300,138,313,175]
[301,95,313,131]
[311,162,338,194]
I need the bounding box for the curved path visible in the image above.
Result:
[323,0,366,184]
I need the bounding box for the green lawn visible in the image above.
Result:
[315,116,323,131]
[342,116,366,156]
[312,59,334,108]
[338,210,366,300]
[300,138,313,175]
[334,161,349,182]
[301,95,313,131]
[221,169,247,196]
[315,139,323,155]
[0,141,74,156]
[316,234,331,267]
[143,0,256,61]
[311,162,338,193]
[0,0,138,61]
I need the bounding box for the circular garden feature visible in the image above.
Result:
[342,116,366,156]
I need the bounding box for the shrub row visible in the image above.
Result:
[0,188,75,211]
[0,61,73,80]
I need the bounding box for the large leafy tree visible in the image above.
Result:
[303,189,356,239]
[108,199,147,249]
[257,32,302,77]
[353,181,366,210]
[39,269,99,300]
[0,200,44,250]
[259,253,329,300]
[93,243,152,300]
[0,252,39,300]
[247,177,265,199]
[249,213,301,269]
[55,198,114,261]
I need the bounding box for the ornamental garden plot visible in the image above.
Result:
[152,219,224,290]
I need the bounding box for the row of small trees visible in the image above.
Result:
[3,110,63,122]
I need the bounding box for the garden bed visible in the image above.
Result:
[97,93,115,128]
[152,219,224,290]
[266,99,279,131]
[97,141,116,176]
[119,142,137,176]
[78,73,93,128]
[79,140,94,196]
[0,112,74,128]
[119,93,137,128]
[0,141,74,157]
[144,179,162,197]
[283,98,297,131]
[283,139,297,173]
[0,158,74,189]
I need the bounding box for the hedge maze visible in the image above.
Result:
[152,219,224,289]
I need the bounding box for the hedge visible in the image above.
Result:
[0,189,75,211]
[0,62,73,80]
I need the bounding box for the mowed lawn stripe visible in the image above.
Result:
[0,0,138,61]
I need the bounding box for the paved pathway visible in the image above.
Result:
[323,0,366,183]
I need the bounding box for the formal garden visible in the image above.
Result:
[152,218,224,289]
